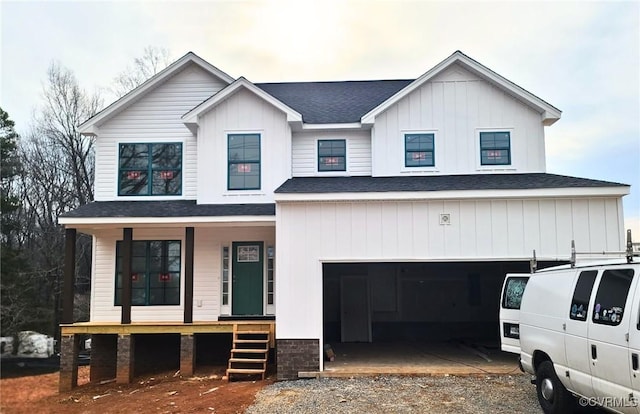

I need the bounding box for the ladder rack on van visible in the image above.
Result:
[529,229,637,273]
[569,229,637,268]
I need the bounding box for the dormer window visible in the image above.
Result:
[405,133,434,167]
[480,131,511,165]
[318,139,346,172]
[118,143,182,196]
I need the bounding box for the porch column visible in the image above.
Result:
[62,228,76,324]
[184,227,194,323]
[121,228,133,325]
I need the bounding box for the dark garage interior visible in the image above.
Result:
[323,261,560,345]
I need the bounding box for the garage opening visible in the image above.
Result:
[322,261,562,375]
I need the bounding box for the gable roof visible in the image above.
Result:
[182,77,303,131]
[275,174,627,194]
[255,80,413,124]
[361,51,562,126]
[79,50,562,132]
[78,52,235,135]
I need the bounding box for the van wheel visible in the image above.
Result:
[535,360,573,414]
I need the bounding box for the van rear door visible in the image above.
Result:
[588,268,637,414]
[628,280,640,414]
[500,274,529,354]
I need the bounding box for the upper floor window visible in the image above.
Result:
[228,134,260,190]
[115,240,181,306]
[480,131,510,166]
[318,139,346,172]
[119,143,182,196]
[405,133,434,167]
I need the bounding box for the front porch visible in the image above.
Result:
[59,320,276,391]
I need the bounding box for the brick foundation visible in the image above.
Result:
[90,334,117,383]
[59,334,80,392]
[276,339,320,380]
[180,334,196,376]
[116,335,135,384]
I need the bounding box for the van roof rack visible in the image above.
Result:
[529,250,537,273]
[569,229,637,268]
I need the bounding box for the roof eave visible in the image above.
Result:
[274,185,630,202]
[301,122,365,131]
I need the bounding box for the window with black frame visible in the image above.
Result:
[318,139,346,172]
[480,131,510,165]
[115,240,181,306]
[228,134,260,190]
[405,133,434,167]
[118,143,182,195]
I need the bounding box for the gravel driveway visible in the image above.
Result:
[246,374,544,413]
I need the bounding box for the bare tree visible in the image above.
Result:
[111,46,171,98]
[4,64,101,337]
[4,48,168,338]
[37,63,102,206]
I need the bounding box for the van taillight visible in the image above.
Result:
[503,322,520,339]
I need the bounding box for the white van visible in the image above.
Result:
[500,236,639,414]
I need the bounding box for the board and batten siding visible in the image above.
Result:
[274,197,624,338]
[93,63,228,201]
[90,226,275,323]
[371,64,546,176]
[292,130,371,176]
[196,88,292,204]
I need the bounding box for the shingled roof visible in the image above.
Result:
[60,201,275,218]
[256,80,413,124]
[275,174,628,193]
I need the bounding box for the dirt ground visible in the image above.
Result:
[0,365,270,414]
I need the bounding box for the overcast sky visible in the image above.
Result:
[1,0,639,237]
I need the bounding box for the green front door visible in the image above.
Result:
[232,242,264,315]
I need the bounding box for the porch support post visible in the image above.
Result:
[62,228,76,324]
[59,334,80,391]
[184,227,194,324]
[116,334,135,384]
[121,228,133,325]
[180,334,196,376]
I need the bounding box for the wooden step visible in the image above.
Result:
[234,339,269,343]
[227,323,271,381]
[231,348,268,354]
[226,368,265,375]
[229,358,267,363]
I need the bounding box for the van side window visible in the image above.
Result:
[592,269,634,326]
[502,277,528,309]
[570,270,597,321]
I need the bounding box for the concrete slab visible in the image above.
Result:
[319,342,521,377]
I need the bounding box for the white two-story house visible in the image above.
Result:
[58,51,629,389]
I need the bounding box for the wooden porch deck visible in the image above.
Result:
[60,321,276,348]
